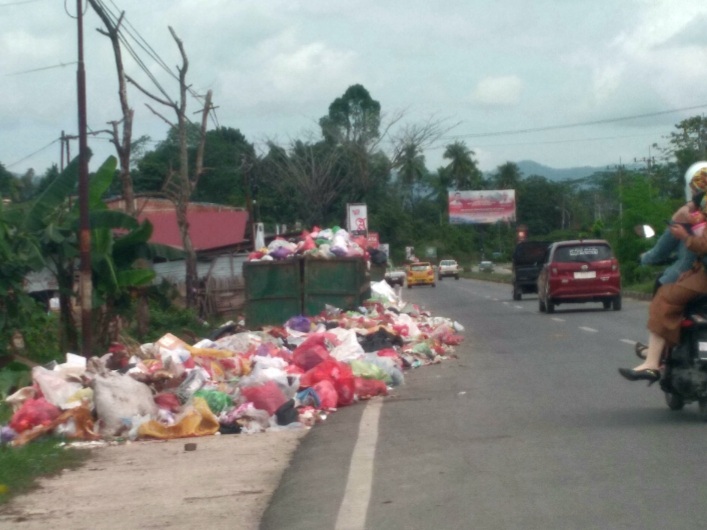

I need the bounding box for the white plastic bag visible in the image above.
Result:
[93,372,157,437]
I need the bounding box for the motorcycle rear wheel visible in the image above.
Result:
[664,392,685,411]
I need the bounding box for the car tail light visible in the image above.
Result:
[551,267,558,275]
[611,259,618,271]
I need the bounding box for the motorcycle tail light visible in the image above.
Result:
[681,319,694,328]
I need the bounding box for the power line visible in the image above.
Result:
[7,139,60,169]
[4,61,77,76]
[444,103,707,140]
[0,0,43,6]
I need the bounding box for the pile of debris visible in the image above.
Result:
[248,226,370,261]
[1,282,463,447]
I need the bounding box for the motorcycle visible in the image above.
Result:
[633,223,707,416]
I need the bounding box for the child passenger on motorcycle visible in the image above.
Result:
[619,168,707,383]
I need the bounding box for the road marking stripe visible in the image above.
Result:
[620,339,637,345]
[551,317,565,322]
[335,397,383,530]
[579,326,598,333]
[514,305,523,309]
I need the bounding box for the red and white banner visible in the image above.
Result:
[347,203,368,236]
[448,190,516,224]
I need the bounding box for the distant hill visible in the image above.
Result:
[514,160,606,181]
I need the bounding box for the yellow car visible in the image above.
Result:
[406,262,436,288]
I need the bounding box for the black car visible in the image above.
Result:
[512,240,551,300]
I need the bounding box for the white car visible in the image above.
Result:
[438,259,460,280]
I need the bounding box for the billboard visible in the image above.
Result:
[448,190,516,224]
[347,203,368,236]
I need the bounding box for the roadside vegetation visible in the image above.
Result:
[1,21,705,502]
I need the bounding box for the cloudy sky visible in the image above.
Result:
[2,0,707,177]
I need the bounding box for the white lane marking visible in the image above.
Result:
[514,305,523,310]
[579,326,598,333]
[502,301,509,305]
[335,397,383,530]
[620,339,637,345]
[551,317,565,322]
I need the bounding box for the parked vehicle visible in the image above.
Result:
[384,267,406,286]
[438,259,460,280]
[512,240,551,300]
[537,239,621,313]
[407,262,436,288]
[478,261,494,272]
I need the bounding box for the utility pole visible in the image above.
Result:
[76,0,93,356]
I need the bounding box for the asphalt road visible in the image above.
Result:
[261,279,707,530]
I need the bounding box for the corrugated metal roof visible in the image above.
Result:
[106,197,249,252]
[141,209,249,252]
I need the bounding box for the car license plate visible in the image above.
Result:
[574,271,596,279]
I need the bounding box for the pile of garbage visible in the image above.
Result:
[248,226,370,261]
[1,282,463,447]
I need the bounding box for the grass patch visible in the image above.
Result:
[0,403,90,504]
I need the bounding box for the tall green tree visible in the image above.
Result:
[442,141,484,190]
[319,84,381,146]
[491,162,523,190]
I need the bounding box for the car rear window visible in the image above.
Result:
[411,264,430,271]
[553,244,613,262]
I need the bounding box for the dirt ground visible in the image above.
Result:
[0,429,308,530]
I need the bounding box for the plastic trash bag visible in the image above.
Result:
[241,380,288,416]
[138,397,220,440]
[354,377,388,399]
[9,397,61,433]
[32,366,84,410]
[93,372,158,437]
[299,358,355,407]
[193,389,232,415]
[292,333,337,371]
[286,315,312,333]
[312,380,338,410]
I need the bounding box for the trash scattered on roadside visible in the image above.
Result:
[2,281,463,448]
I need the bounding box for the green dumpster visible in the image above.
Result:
[302,257,368,316]
[243,259,303,328]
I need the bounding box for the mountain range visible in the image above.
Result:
[513,160,609,181]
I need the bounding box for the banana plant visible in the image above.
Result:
[18,155,182,353]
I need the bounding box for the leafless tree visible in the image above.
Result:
[126,26,213,309]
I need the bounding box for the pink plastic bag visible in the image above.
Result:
[354,377,388,399]
[292,333,337,370]
[313,380,338,410]
[241,381,288,416]
[9,397,61,433]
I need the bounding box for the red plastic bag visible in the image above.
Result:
[354,377,388,399]
[241,381,288,416]
[292,333,337,371]
[9,397,61,433]
[300,358,355,407]
[154,393,181,412]
[313,380,338,410]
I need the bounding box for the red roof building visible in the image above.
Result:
[106,197,250,255]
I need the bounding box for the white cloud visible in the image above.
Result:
[471,76,523,107]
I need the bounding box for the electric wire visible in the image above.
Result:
[443,103,707,140]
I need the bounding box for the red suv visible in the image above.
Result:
[537,239,621,313]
